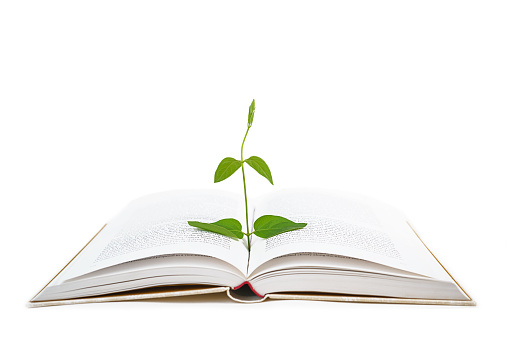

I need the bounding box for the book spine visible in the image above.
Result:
[233,281,265,298]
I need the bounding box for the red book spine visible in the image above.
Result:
[233,281,265,298]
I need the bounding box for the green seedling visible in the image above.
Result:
[188,99,306,251]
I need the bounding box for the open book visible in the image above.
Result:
[29,189,474,307]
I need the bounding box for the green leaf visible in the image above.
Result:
[245,156,273,185]
[214,157,242,183]
[188,218,244,240]
[253,215,307,238]
[248,99,255,127]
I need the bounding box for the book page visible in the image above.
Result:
[248,189,453,281]
[53,190,249,284]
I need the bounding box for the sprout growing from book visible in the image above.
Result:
[188,99,306,251]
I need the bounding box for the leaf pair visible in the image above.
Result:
[188,215,306,240]
[214,156,273,185]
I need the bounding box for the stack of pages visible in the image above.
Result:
[29,189,474,306]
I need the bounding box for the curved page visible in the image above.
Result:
[51,190,249,285]
[248,189,453,282]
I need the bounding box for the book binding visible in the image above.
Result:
[28,222,475,307]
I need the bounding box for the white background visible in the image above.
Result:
[1,1,507,338]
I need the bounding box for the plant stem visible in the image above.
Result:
[241,126,251,251]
